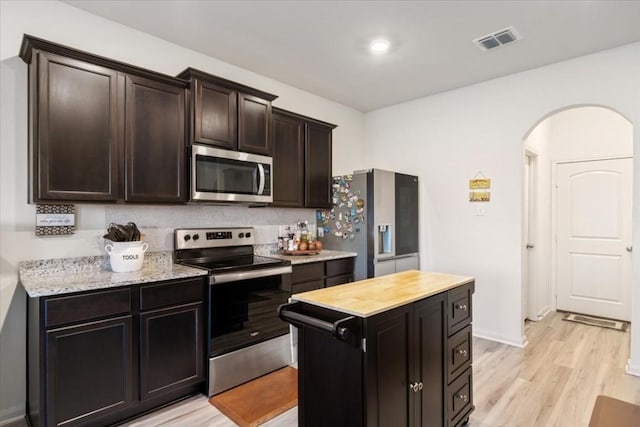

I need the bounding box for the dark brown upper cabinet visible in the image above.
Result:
[305,121,334,208]
[271,108,336,208]
[177,68,277,156]
[20,35,188,204]
[31,52,120,202]
[272,110,305,207]
[124,75,186,203]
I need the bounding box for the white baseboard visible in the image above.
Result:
[0,405,24,427]
[472,327,526,348]
[626,359,640,377]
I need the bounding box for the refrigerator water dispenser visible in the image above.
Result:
[378,224,392,255]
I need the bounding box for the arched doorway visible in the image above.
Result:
[522,105,633,325]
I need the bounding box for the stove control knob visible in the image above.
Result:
[238,232,245,238]
[184,234,191,241]
[193,234,200,241]
[245,232,251,238]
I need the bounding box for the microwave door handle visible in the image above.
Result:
[257,163,265,195]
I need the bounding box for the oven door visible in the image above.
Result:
[191,144,272,203]
[209,267,291,357]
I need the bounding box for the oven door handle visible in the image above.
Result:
[211,265,292,284]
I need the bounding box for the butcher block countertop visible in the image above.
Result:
[291,270,474,318]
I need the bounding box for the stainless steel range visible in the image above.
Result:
[174,227,292,396]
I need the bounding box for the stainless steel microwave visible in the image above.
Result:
[190,144,273,203]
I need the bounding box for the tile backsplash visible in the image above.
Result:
[105,205,316,252]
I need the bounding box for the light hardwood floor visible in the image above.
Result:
[12,311,640,426]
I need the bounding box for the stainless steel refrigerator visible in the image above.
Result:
[318,169,419,281]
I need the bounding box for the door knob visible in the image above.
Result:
[526,243,534,249]
[627,246,633,252]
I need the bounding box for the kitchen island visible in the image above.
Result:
[280,270,475,427]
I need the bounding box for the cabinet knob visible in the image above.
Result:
[457,394,469,402]
[409,382,419,392]
[627,246,633,252]
[418,382,423,391]
[455,303,468,311]
[457,349,468,356]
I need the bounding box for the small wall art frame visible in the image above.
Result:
[35,204,75,236]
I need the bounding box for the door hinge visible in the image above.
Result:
[361,338,367,352]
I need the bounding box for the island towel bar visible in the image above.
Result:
[278,302,356,342]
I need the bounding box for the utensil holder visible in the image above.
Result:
[105,241,149,272]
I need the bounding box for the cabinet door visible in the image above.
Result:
[46,316,133,426]
[194,79,237,149]
[139,302,204,400]
[304,122,332,208]
[36,52,119,201]
[125,75,186,203]
[413,294,445,427]
[238,93,272,155]
[271,110,304,207]
[365,305,413,427]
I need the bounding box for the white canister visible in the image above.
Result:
[105,241,149,273]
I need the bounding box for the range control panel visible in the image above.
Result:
[175,227,255,250]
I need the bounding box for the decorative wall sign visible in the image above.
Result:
[36,204,75,236]
[469,171,491,202]
[469,178,491,189]
[469,191,490,202]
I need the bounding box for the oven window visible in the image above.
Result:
[210,275,289,357]
[196,155,258,194]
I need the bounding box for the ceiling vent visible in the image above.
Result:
[473,26,521,51]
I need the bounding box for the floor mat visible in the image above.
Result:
[562,312,628,331]
[209,366,297,427]
[589,395,640,427]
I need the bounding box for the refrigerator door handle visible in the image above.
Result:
[393,253,419,259]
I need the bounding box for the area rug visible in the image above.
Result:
[589,395,640,427]
[209,366,297,427]
[562,313,628,331]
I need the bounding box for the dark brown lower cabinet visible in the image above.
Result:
[294,281,474,427]
[45,316,134,426]
[140,302,204,400]
[27,277,206,427]
[286,257,355,294]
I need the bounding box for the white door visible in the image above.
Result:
[556,158,633,321]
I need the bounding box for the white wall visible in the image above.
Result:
[524,106,633,321]
[549,106,633,161]
[365,42,640,355]
[0,1,366,422]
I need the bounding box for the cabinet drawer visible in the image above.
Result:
[45,288,131,328]
[292,280,324,294]
[140,278,204,311]
[447,367,473,426]
[447,283,473,336]
[325,257,354,277]
[325,273,353,288]
[447,325,472,383]
[292,262,324,283]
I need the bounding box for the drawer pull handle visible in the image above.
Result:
[455,304,468,311]
[457,349,468,356]
[457,394,468,402]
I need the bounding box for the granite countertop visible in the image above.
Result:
[291,270,474,318]
[19,251,207,297]
[265,249,357,265]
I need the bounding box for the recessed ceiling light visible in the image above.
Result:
[369,38,391,54]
